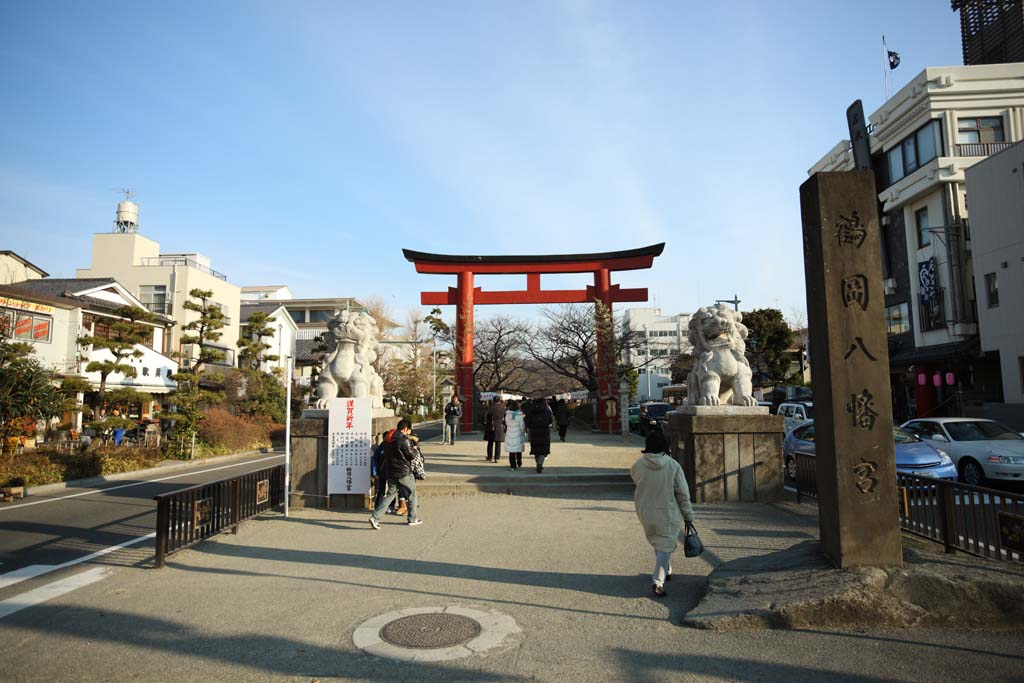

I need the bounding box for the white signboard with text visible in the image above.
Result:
[326,397,372,495]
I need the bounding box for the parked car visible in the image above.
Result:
[783,421,957,482]
[778,401,814,433]
[639,402,673,435]
[900,417,1024,486]
[628,405,640,432]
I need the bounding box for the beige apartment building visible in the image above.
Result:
[76,202,241,368]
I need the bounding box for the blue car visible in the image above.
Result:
[783,421,958,482]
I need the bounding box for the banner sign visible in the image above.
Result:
[919,258,937,302]
[0,296,55,315]
[326,397,372,495]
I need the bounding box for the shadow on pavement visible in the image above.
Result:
[5,604,523,681]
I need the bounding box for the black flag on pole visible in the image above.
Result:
[888,50,901,69]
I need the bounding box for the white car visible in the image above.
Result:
[778,401,813,433]
[900,417,1024,486]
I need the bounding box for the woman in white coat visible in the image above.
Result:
[630,430,694,597]
[503,400,527,470]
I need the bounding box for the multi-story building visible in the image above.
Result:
[953,0,1024,66]
[964,140,1024,424]
[622,308,692,401]
[76,201,241,368]
[0,251,48,285]
[809,63,1024,421]
[240,285,293,302]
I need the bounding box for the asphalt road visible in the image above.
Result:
[0,452,286,575]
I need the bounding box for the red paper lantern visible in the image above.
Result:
[946,372,955,386]
[918,373,927,386]
[932,373,942,388]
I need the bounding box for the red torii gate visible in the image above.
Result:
[403,243,664,433]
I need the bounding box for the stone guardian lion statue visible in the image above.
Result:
[314,310,385,409]
[686,304,758,407]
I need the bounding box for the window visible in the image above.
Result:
[915,207,930,248]
[985,272,999,308]
[793,423,815,442]
[2,309,52,343]
[139,285,168,314]
[957,117,1004,144]
[920,287,945,331]
[887,120,942,185]
[308,309,335,323]
[885,302,910,335]
[289,310,305,324]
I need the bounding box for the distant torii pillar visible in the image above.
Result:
[404,244,665,433]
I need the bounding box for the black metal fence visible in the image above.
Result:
[794,456,1023,562]
[154,464,285,568]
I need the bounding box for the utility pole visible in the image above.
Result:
[715,294,742,311]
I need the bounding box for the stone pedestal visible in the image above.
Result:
[666,406,784,503]
[289,414,401,510]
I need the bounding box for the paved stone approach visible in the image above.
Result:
[353,606,520,662]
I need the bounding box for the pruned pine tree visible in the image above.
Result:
[76,305,159,402]
[238,312,279,371]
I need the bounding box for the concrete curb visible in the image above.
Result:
[25,447,285,496]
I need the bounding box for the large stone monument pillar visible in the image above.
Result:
[800,171,902,568]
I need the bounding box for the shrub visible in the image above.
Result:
[196,407,270,453]
[0,451,65,488]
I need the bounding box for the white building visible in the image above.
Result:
[622,308,692,401]
[1,278,178,426]
[76,201,242,369]
[809,63,1024,421]
[964,140,1024,412]
[240,285,293,302]
[0,251,48,285]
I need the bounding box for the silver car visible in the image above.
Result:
[900,417,1024,486]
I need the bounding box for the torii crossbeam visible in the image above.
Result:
[404,243,664,433]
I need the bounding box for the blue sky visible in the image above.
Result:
[0,1,963,326]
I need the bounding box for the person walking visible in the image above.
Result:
[630,431,694,597]
[555,398,570,442]
[527,397,553,473]
[443,395,462,445]
[504,400,526,470]
[486,398,506,463]
[369,419,423,528]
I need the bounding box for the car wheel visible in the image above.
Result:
[959,458,985,487]
[785,456,798,481]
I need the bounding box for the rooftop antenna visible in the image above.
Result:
[111,187,139,233]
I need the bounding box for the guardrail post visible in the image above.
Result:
[232,479,241,534]
[155,497,169,568]
[939,481,957,554]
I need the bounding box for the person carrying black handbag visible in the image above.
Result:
[629,431,699,597]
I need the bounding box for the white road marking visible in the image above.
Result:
[0,567,112,620]
[0,454,283,512]
[0,533,156,591]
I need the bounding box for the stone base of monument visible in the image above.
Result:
[290,413,401,510]
[666,405,784,503]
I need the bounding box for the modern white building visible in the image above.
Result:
[964,140,1024,413]
[1,278,178,426]
[809,63,1024,421]
[240,285,293,302]
[76,201,242,368]
[622,308,692,401]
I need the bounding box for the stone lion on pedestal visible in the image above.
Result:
[314,310,385,409]
[686,304,757,407]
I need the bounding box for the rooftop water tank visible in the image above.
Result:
[115,200,139,229]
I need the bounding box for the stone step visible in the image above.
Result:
[420,472,630,485]
[416,478,635,497]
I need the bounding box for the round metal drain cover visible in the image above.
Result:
[379,613,482,649]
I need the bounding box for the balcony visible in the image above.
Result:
[139,256,227,281]
[954,141,1014,157]
[141,299,172,315]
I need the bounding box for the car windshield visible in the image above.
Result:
[628,407,639,416]
[803,405,814,419]
[944,421,1023,442]
[893,427,920,444]
[644,404,672,418]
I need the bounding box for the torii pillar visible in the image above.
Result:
[404,244,665,433]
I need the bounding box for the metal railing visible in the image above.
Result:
[139,256,228,281]
[897,472,1023,562]
[154,464,284,567]
[954,141,1013,157]
[793,454,1023,562]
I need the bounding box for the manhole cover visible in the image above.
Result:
[379,613,482,649]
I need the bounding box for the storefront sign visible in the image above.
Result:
[0,296,55,315]
[326,397,372,495]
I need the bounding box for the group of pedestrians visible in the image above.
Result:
[373,395,701,601]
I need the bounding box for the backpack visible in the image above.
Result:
[411,446,427,480]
